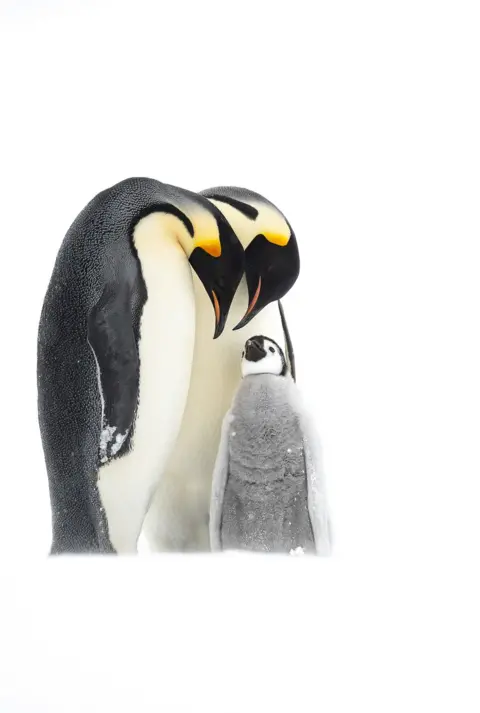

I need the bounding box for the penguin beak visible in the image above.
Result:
[189,218,245,339]
[233,230,300,331]
[211,288,231,339]
[244,337,266,362]
[234,276,263,331]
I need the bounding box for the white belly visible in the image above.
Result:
[98,224,195,553]
[142,275,286,551]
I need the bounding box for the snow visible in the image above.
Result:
[0,555,478,712]
[289,546,305,555]
[99,424,117,463]
[1,0,480,711]
[111,431,128,456]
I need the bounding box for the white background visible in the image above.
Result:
[0,0,479,711]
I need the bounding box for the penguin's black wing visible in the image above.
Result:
[87,283,139,464]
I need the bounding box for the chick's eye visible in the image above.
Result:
[269,346,275,353]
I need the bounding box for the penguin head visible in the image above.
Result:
[160,192,245,339]
[200,187,300,330]
[241,335,288,378]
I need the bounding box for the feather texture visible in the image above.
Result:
[210,373,332,555]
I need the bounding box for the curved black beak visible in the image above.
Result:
[233,275,263,331]
[210,287,231,340]
[189,210,245,339]
[233,229,300,331]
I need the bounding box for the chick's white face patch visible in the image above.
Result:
[241,337,284,377]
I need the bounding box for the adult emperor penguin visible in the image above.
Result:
[142,187,300,551]
[210,335,332,555]
[37,177,244,554]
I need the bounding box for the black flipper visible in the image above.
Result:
[87,284,139,465]
[278,300,296,381]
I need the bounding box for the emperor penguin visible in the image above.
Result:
[37,177,244,554]
[210,335,332,555]
[142,187,300,551]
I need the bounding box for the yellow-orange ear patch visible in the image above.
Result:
[195,237,222,257]
[262,231,290,247]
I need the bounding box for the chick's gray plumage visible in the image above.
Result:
[219,374,316,553]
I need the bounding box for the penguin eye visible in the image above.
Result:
[269,346,275,353]
[242,351,245,357]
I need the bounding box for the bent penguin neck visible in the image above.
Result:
[131,213,195,461]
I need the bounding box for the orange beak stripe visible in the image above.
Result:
[212,290,221,325]
[246,276,262,317]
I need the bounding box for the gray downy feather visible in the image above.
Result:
[209,373,332,555]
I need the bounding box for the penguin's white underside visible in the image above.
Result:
[96,213,196,553]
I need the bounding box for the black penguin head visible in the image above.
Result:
[199,187,300,331]
[175,196,244,339]
[241,335,288,378]
[234,226,299,330]
[188,207,245,338]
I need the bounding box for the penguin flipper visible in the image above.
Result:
[87,284,139,465]
[209,410,234,551]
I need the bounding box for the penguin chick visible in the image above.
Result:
[210,336,332,555]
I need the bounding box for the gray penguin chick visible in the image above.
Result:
[210,336,332,555]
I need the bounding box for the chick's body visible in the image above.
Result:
[221,373,315,553]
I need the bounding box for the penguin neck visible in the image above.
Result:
[131,211,195,456]
[133,211,192,262]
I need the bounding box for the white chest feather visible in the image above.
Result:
[142,275,286,551]
[97,218,196,553]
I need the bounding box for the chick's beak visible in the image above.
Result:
[244,336,266,361]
